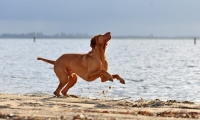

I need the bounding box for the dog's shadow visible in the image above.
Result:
[41,94,79,101]
[40,95,81,108]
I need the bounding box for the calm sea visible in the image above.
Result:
[0,39,200,103]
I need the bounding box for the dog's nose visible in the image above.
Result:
[105,32,111,36]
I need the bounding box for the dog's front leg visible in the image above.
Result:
[100,75,113,82]
[87,70,113,81]
[112,74,125,84]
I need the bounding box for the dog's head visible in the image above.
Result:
[90,32,111,49]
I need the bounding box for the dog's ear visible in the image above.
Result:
[90,37,96,48]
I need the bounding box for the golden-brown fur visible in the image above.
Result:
[37,32,125,97]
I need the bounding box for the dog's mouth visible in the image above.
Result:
[104,32,111,40]
[104,32,111,42]
[103,37,110,49]
[107,36,111,41]
[100,32,111,49]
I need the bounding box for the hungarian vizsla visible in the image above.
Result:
[37,32,125,97]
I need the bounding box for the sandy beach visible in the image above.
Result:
[0,93,199,120]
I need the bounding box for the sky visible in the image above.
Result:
[0,0,200,36]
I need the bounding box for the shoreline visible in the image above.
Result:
[0,93,200,120]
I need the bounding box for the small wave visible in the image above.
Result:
[187,65,195,68]
[165,86,172,89]
[125,78,144,82]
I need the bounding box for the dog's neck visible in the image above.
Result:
[89,47,107,61]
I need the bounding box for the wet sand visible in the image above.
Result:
[0,93,200,120]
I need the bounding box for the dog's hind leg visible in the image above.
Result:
[53,67,69,97]
[53,75,68,97]
[61,73,77,96]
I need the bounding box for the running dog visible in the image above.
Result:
[37,32,125,97]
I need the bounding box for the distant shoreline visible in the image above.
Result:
[0,37,198,40]
[0,33,199,39]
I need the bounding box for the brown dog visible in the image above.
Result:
[37,32,125,97]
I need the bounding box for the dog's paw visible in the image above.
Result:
[120,79,125,84]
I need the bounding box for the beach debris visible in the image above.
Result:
[73,114,87,120]
[95,103,112,108]
[182,101,195,104]
[0,105,10,108]
[138,111,154,116]
[157,111,199,118]
[115,97,131,101]
[19,102,43,107]
[68,94,79,98]
[87,88,90,93]
[60,115,64,120]
[102,90,105,95]
[0,113,19,119]
[117,101,137,107]
[166,100,178,103]
[80,88,83,92]
[136,110,200,118]
[135,97,145,102]
[1,106,200,119]
[148,99,164,107]
[166,100,194,104]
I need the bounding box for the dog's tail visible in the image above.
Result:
[37,57,55,65]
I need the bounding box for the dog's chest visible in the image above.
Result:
[101,60,108,71]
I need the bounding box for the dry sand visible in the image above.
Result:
[0,93,200,120]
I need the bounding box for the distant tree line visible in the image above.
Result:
[0,32,198,39]
[0,32,91,39]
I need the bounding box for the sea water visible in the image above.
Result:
[0,39,199,103]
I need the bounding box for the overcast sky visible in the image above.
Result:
[1,0,200,36]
